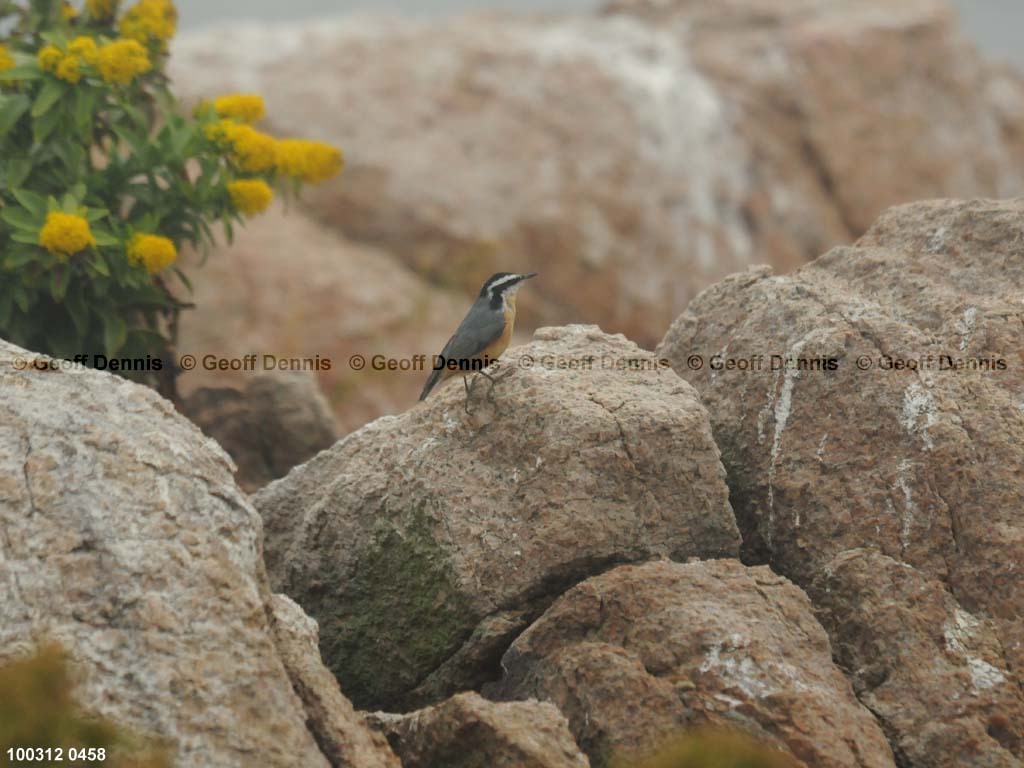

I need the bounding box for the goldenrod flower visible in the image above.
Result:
[127,233,177,273]
[39,212,96,257]
[120,0,177,50]
[206,120,277,172]
[68,37,99,66]
[38,41,96,84]
[228,179,273,216]
[212,94,265,124]
[275,139,344,184]
[96,38,150,84]
[61,2,77,19]
[54,54,83,84]
[86,0,119,21]
[38,45,63,73]
[0,45,14,75]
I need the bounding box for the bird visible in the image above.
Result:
[419,272,537,408]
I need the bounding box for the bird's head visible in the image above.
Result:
[480,272,537,309]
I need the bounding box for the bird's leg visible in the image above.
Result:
[478,369,499,404]
[463,375,476,414]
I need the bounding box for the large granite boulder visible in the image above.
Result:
[367,692,590,768]
[0,340,398,768]
[659,198,1024,766]
[488,559,896,768]
[254,325,740,710]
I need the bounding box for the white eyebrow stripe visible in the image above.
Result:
[488,275,521,292]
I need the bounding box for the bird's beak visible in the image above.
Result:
[521,272,538,281]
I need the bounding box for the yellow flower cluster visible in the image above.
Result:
[38,37,150,86]
[204,119,277,172]
[96,39,151,85]
[228,179,274,216]
[0,44,14,75]
[68,37,99,65]
[212,94,265,124]
[38,38,97,84]
[39,212,96,257]
[120,0,177,50]
[128,233,177,273]
[39,43,83,83]
[61,2,77,20]
[87,0,120,21]
[275,139,344,184]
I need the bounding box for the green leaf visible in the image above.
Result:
[172,266,192,293]
[6,157,33,189]
[103,313,126,356]
[10,230,41,245]
[0,290,12,327]
[0,206,40,231]
[83,207,109,223]
[73,89,96,136]
[69,182,87,202]
[92,230,121,247]
[32,104,62,143]
[12,284,30,313]
[65,288,89,334]
[0,65,43,82]
[2,249,39,269]
[0,93,30,138]
[49,265,71,302]
[89,253,110,276]
[11,189,47,218]
[31,79,65,118]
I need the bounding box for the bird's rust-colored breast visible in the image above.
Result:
[478,298,517,363]
[439,295,517,382]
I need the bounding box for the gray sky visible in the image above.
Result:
[172,0,1022,71]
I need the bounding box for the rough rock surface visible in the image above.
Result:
[488,559,895,768]
[172,202,466,432]
[659,198,1024,766]
[254,324,740,710]
[366,692,589,768]
[270,594,401,768]
[0,339,394,768]
[182,371,338,493]
[813,550,1024,767]
[170,0,1024,345]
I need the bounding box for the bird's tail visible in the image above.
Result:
[419,367,443,401]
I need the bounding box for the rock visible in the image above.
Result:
[604,0,1024,237]
[172,202,466,432]
[269,594,401,768]
[813,550,1024,767]
[170,1,1024,346]
[0,339,395,768]
[366,691,589,768]
[488,559,895,768]
[659,197,1024,765]
[254,324,740,710]
[181,371,338,493]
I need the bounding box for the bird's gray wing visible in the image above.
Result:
[439,300,506,363]
[420,300,505,400]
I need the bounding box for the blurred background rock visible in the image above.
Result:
[167,0,1024,434]
[172,0,1024,72]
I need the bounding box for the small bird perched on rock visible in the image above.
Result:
[420,272,537,408]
